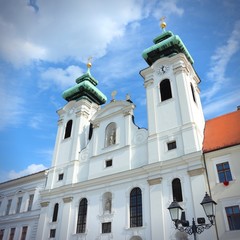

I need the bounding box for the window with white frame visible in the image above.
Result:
[52,203,59,222]
[160,79,172,102]
[105,159,112,168]
[50,229,56,238]
[6,199,12,215]
[27,194,34,211]
[167,140,177,150]
[102,222,111,233]
[58,173,64,181]
[64,120,73,139]
[20,226,28,240]
[225,205,240,230]
[9,228,15,240]
[0,229,4,240]
[76,198,88,233]
[130,187,143,228]
[216,161,233,183]
[16,196,22,213]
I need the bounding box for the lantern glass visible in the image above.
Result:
[168,200,183,221]
[201,193,217,218]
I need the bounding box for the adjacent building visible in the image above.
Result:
[0,22,239,240]
[0,171,46,240]
[203,109,240,240]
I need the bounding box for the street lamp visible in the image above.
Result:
[168,192,217,240]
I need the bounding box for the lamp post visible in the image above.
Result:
[168,192,217,240]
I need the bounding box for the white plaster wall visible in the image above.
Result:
[204,145,240,240]
[0,172,46,240]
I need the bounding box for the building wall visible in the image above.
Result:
[204,145,240,240]
[37,151,213,240]
[0,171,46,240]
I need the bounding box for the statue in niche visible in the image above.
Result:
[105,198,111,213]
[109,130,116,145]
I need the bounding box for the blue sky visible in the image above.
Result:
[0,0,239,182]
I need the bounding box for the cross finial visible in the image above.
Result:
[160,16,167,31]
[87,56,92,68]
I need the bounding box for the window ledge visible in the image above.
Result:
[103,143,119,150]
[216,178,236,185]
[158,97,174,106]
[125,225,146,231]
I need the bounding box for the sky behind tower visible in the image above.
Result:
[0,0,240,182]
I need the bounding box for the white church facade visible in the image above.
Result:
[1,22,239,240]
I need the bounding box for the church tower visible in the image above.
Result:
[45,60,107,189]
[140,20,205,164]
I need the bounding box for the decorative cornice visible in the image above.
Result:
[57,119,64,126]
[75,110,90,119]
[144,78,154,88]
[173,60,189,75]
[187,168,205,177]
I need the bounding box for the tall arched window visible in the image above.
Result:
[88,123,93,140]
[76,198,88,233]
[52,203,59,222]
[64,120,73,139]
[105,122,117,147]
[130,187,142,228]
[160,79,172,101]
[172,178,183,202]
[190,83,196,103]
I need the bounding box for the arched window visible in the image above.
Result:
[160,79,172,101]
[172,178,183,202]
[64,120,73,139]
[88,123,93,140]
[52,203,59,222]
[103,192,112,214]
[105,122,117,147]
[130,187,142,228]
[76,198,88,233]
[190,83,196,103]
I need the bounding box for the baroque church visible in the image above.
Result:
[0,21,240,240]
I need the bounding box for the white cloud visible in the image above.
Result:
[0,0,184,66]
[203,89,240,119]
[0,78,25,130]
[152,0,184,18]
[4,164,47,182]
[29,113,44,129]
[202,20,240,100]
[40,65,83,90]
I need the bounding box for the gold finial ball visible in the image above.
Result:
[161,21,167,29]
[87,62,92,68]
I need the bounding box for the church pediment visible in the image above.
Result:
[91,100,135,123]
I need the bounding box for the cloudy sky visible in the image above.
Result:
[0,0,239,182]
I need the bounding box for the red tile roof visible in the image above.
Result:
[203,110,240,153]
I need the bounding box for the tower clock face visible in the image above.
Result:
[157,65,169,75]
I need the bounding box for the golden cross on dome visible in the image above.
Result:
[160,16,167,30]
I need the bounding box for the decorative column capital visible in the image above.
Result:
[144,78,154,88]
[147,177,163,185]
[63,197,73,203]
[92,122,100,128]
[187,168,205,177]
[57,119,64,126]
[40,201,50,207]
